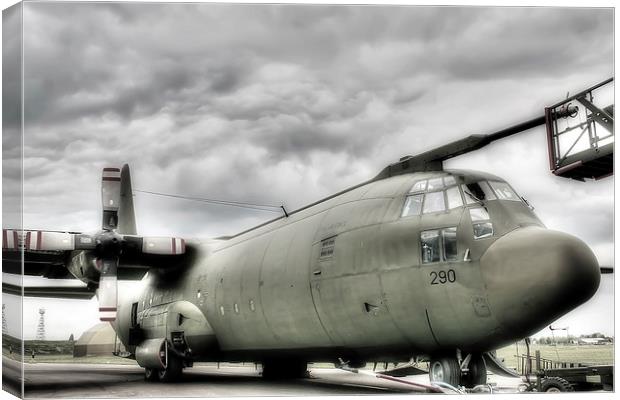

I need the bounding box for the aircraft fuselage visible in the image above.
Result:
[113,169,600,365]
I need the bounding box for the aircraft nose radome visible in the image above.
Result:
[480,227,600,338]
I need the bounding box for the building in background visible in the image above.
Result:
[73,323,125,357]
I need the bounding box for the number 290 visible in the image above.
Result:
[430,269,456,285]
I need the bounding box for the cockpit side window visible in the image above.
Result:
[470,207,493,239]
[488,181,521,201]
[461,184,480,205]
[421,227,458,263]
[479,181,497,200]
[470,207,490,221]
[462,181,499,204]
[401,194,423,217]
[410,180,427,193]
[421,230,441,263]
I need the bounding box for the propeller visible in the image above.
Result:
[2,165,186,322]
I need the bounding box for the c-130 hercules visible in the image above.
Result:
[2,79,613,389]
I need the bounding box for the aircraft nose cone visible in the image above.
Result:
[480,227,600,338]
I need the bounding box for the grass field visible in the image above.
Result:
[496,343,614,370]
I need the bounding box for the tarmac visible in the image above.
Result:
[2,356,525,398]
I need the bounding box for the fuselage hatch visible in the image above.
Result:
[113,168,600,366]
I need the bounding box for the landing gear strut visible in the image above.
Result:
[462,354,487,387]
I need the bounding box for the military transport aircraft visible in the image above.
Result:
[2,82,613,389]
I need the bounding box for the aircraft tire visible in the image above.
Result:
[157,354,183,383]
[144,368,158,382]
[462,354,487,388]
[541,377,574,392]
[429,357,460,387]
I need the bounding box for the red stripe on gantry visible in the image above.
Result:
[181,239,185,254]
[172,238,176,254]
[100,317,116,321]
[3,230,7,248]
[102,177,121,181]
[37,231,42,250]
[99,307,117,312]
[25,231,31,250]
[103,168,120,172]
[13,231,18,250]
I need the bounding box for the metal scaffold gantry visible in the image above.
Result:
[545,78,614,181]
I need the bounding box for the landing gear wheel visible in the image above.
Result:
[157,354,183,382]
[262,359,308,380]
[541,377,574,392]
[463,354,487,388]
[429,357,461,387]
[144,368,158,382]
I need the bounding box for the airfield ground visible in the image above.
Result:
[1,344,613,397]
[4,357,525,398]
[3,343,613,366]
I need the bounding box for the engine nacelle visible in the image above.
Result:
[67,251,101,285]
[135,338,167,369]
[137,300,217,359]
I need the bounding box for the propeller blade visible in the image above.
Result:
[2,229,83,251]
[117,164,137,235]
[2,229,20,250]
[24,231,75,251]
[141,236,186,255]
[98,258,118,322]
[102,167,122,230]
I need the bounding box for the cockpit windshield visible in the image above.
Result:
[402,177,524,219]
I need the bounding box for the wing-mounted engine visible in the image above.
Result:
[2,164,192,322]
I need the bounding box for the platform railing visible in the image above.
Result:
[514,352,591,375]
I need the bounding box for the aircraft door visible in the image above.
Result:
[419,194,495,347]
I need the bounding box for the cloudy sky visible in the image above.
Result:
[2,3,614,340]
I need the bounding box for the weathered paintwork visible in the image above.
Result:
[113,168,600,364]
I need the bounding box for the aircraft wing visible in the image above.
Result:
[2,230,152,281]
[2,281,95,300]
[2,246,73,279]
